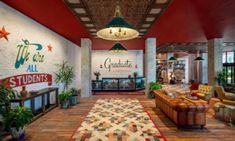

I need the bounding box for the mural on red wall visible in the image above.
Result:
[0,26,55,87]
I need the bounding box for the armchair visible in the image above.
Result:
[215,85,235,106]
[194,85,213,101]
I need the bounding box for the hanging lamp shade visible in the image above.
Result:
[97,6,139,41]
[194,56,204,61]
[109,43,128,53]
[169,56,177,61]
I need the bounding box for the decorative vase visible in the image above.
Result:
[20,86,28,97]
[96,76,99,81]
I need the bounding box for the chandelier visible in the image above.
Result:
[97,5,139,41]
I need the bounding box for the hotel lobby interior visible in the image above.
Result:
[1,0,235,141]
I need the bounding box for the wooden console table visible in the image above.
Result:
[10,87,58,120]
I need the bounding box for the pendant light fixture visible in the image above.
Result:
[168,56,177,61]
[109,43,128,53]
[194,56,204,61]
[168,45,177,61]
[194,50,204,61]
[97,5,139,41]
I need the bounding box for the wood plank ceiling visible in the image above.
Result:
[65,0,172,37]
[157,42,235,53]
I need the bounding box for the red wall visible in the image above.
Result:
[91,38,145,50]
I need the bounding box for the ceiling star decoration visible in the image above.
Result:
[47,44,53,52]
[0,26,10,41]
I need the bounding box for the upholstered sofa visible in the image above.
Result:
[193,84,213,101]
[154,90,208,128]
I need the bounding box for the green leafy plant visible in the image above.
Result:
[216,71,226,86]
[133,72,138,78]
[93,71,101,77]
[0,84,18,115]
[54,61,74,91]
[5,107,33,131]
[70,88,80,96]
[58,91,72,102]
[94,71,101,80]
[149,82,162,91]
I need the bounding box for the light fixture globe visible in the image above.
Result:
[97,6,139,41]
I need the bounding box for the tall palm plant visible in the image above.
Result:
[54,61,74,91]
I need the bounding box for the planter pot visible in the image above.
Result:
[69,95,78,106]
[0,114,4,133]
[10,126,25,141]
[149,91,155,99]
[60,100,70,109]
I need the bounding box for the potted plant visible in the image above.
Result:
[55,61,75,108]
[0,84,18,133]
[133,72,138,78]
[149,82,162,98]
[94,71,101,81]
[5,107,33,140]
[216,71,226,86]
[58,91,72,109]
[55,61,74,91]
[69,88,81,105]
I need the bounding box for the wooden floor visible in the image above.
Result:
[2,94,235,141]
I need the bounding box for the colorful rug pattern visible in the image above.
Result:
[71,99,165,141]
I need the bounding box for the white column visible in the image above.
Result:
[202,53,208,84]
[81,38,92,97]
[145,38,156,98]
[208,38,223,86]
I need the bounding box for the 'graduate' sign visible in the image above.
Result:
[103,57,133,72]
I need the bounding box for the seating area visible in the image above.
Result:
[157,84,235,126]
[154,90,208,128]
[1,0,235,141]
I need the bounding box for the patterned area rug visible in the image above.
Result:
[70,99,166,141]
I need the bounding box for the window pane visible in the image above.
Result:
[227,52,234,63]
[223,52,226,63]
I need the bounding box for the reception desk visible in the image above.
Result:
[92,77,145,91]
